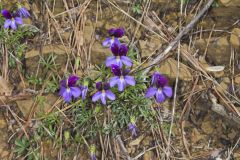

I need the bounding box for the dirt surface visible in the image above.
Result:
[1,0,240,159]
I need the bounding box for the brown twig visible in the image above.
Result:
[180,75,199,122]
[116,135,132,160]
[179,76,199,159]
[5,105,29,139]
[180,120,191,159]
[142,0,215,75]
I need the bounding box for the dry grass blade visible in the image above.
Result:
[106,0,168,42]
[71,0,92,73]
[116,135,132,160]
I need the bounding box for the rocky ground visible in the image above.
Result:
[1,0,240,159]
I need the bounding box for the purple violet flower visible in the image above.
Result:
[128,116,137,137]
[89,145,96,160]
[92,82,115,105]
[145,73,172,103]
[102,37,120,48]
[151,72,162,85]
[108,28,125,37]
[102,28,124,47]
[1,9,23,30]
[59,75,81,102]
[105,43,132,68]
[109,64,135,91]
[80,85,88,100]
[17,3,30,18]
[90,154,96,160]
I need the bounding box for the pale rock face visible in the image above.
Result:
[230,28,240,49]
[219,0,240,7]
[195,36,237,65]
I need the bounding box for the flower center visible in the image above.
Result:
[110,37,115,44]
[66,88,71,93]
[157,88,162,93]
[101,90,106,97]
[11,18,14,21]
[120,76,124,80]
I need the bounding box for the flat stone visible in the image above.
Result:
[201,120,214,134]
[0,119,7,129]
[235,75,240,84]
[219,0,240,7]
[129,135,144,146]
[191,128,205,143]
[158,58,193,81]
[139,35,163,57]
[1,150,9,158]
[16,94,58,118]
[195,37,232,65]
[230,28,240,48]
[0,76,13,96]
[25,44,71,75]
[143,151,156,160]
[91,42,111,65]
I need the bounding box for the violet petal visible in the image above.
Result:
[105,90,116,100]
[70,87,81,98]
[14,17,23,25]
[103,83,110,90]
[3,19,11,29]
[59,86,66,97]
[145,87,157,98]
[68,75,79,87]
[113,28,124,38]
[96,82,102,91]
[111,64,121,76]
[105,56,117,67]
[60,79,67,87]
[1,9,12,19]
[108,28,116,36]
[81,86,88,100]
[110,43,120,56]
[17,7,30,18]
[92,91,102,102]
[10,20,17,30]
[163,86,172,98]
[62,89,72,102]
[109,76,120,87]
[155,89,165,103]
[156,75,168,88]
[119,44,128,56]
[102,38,113,47]
[118,79,125,91]
[124,76,135,86]
[120,56,132,67]
[100,93,106,105]
[151,72,161,85]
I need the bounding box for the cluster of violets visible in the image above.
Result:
[59,28,173,138]
[145,72,173,103]
[93,28,135,104]
[59,28,136,104]
[1,3,30,30]
[59,75,88,103]
[0,1,172,157]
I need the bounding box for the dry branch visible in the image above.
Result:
[116,135,132,160]
[142,0,215,75]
